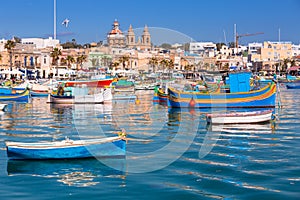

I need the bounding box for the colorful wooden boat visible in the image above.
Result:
[60,78,113,88]
[286,83,300,89]
[6,136,126,160]
[0,87,24,94]
[153,88,168,103]
[48,92,104,104]
[206,109,274,124]
[0,88,30,102]
[31,90,49,97]
[48,87,106,104]
[168,82,276,108]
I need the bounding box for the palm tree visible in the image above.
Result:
[4,40,16,71]
[111,61,120,70]
[50,47,62,77]
[118,55,129,70]
[76,55,87,70]
[159,59,169,73]
[148,57,158,72]
[66,55,75,69]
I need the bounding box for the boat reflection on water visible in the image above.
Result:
[207,122,275,134]
[7,158,126,187]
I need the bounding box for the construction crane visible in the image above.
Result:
[235,32,264,48]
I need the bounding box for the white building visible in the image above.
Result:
[21,37,59,49]
[248,42,263,55]
[189,42,216,57]
[292,44,300,57]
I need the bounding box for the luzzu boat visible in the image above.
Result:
[60,78,113,88]
[6,136,126,160]
[153,88,168,103]
[0,88,30,102]
[167,72,277,108]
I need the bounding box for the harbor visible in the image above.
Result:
[0,85,299,199]
[0,0,300,199]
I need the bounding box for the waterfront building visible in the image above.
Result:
[189,42,216,57]
[21,37,59,49]
[260,41,292,73]
[107,20,126,48]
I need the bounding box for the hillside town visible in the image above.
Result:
[0,19,300,80]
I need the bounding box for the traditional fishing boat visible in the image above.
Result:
[286,83,300,89]
[0,88,30,102]
[168,72,277,108]
[48,92,104,104]
[60,78,113,88]
[48,86,105,104]
[153,88,168,103]
[6,136,126,160]
[206,109,274,124]
[31,90,49,97]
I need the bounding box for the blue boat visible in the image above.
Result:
[0,88,30,102]
[167,72,277,108]
[286,83,300,89]
[6,136,126,160]
[31,90,49,97]
[0,86,24,94]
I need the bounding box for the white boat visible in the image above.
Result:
[48,87,104,104]
[206,110,274,124]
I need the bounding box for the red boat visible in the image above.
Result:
[60,78,113,88]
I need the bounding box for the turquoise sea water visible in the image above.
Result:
[0,85,299,200]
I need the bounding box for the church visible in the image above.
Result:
[107,20,151,51]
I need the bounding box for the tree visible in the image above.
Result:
[76,55,87,70]
[66,55,75,69]
[4,40,16,71]
[111,61,120,70]
[160,43,172,49]
[13,36,21,43]
[50,47,62,76]
[118,55,129,70]
[159,59,169,72]
[148,57,158,72]
[216,43,226,51]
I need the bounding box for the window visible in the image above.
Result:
[44,57,47,64]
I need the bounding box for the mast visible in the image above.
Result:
[54,0,56,39]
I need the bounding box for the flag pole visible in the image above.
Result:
[54,0,56,40]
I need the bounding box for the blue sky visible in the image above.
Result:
[0,0,299,45]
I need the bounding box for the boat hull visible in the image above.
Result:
[0,89,30,102]
[153,89,168,103]
[49,92,104,104]
[286,84,300,89]
[6,137,126,160]
[168,83,276,108]
[62,79,113,88]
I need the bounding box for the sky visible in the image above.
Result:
[0,0,300,45]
